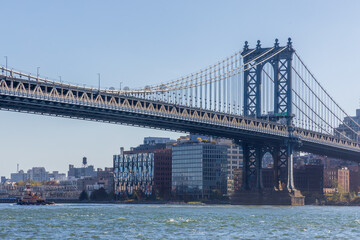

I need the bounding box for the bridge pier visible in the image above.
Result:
[231,141,304,206]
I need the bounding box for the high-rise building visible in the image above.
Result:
[216,139,243,179]
[216,139,243,195]
[172,141,227,199]
[336,109,360,141]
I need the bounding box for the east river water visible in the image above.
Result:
[0,204,360,239]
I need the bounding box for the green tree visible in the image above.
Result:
[79,190,89,201]
[210,189,223,200]
[108,191,115,201]
[90,187,109,201]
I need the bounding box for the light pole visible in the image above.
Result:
[98,73,101,91]
[37,67,40,79]
[4,56,7,76]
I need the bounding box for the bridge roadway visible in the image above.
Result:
[0,74,360,161]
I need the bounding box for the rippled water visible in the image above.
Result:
[0,203,360,239]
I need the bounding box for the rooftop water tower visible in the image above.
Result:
[82,157,87,167]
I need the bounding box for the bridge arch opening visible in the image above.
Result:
[261,151,274,189]
[260,62,275,118]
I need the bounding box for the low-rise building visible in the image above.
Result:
[97,167,114,194]
[27,167,49,182]
[10,170,28,182]
[68,164,97,179]
[294,165,324,193]
[48,171,67,181]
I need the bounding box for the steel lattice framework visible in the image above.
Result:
[1,38,360,193]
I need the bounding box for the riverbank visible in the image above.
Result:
[0,198,230,205]
[2,197,360,206]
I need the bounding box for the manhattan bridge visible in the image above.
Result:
[1,38,359,204]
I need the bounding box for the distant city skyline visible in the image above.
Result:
[1,0,360,177]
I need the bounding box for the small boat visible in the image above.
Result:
[17,184,54,205]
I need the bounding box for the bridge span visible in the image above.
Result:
[1,38,359,204]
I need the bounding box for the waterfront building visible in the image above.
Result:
[294,165,324,193]
[348,165,359,192]
[114,137,173,198]
[324,167,350,193]
[216,139,243,178]
[233,168,243,192]
[114,152,154,196]
[1,176,6,184]
[10,170,28,182]
[214,138,243,195]
[227,178,234,195]
[77,177,98,191]
[172,140,227,200]
[261,165,323,193]
[338,167,350,193]
[153,148,172,197]
[97,167,114,194]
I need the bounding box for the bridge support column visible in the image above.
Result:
[242,143,262,190]
[242,142,250,190]
[231,141,303,206]
[273,146,288,190]
[255,147,263,190]
[286,143,295,191]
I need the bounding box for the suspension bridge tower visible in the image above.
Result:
[232,38,304,205]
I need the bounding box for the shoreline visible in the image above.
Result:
[2,198,360,206]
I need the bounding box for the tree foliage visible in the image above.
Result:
[79,190,89,201]
[90,187,109,201]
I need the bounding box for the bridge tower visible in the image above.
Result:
[234,39,303,205]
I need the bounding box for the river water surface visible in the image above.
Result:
[0,203,359,239]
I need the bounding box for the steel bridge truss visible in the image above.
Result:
[1,39,360,194]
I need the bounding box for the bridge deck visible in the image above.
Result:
[1,74,360,161]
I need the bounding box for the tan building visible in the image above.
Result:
[216,139,243,177]
[324,167,350,193]
[216,139,243,195]
[338,167,350,193]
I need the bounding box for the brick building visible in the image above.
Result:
[324,167,350,193]
[261,165,323,193]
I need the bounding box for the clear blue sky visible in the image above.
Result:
[1,0,360,177]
